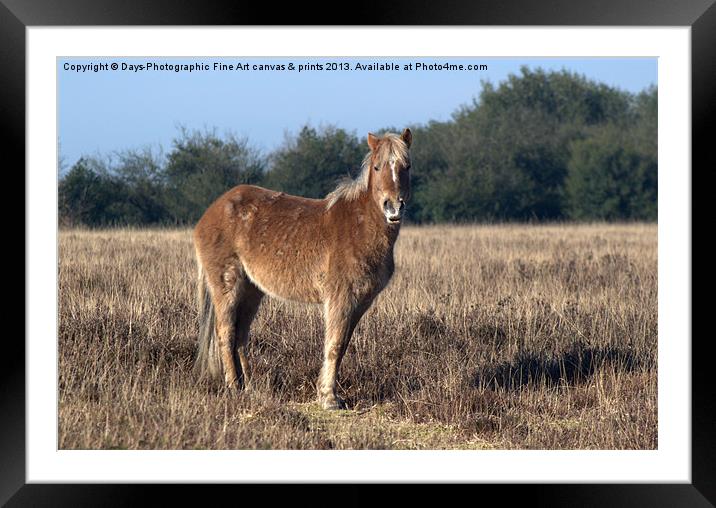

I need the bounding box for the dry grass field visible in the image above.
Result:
[58,223,657,450]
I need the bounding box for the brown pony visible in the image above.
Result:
[193,129,412,409]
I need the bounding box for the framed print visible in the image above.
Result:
[5,0,711,504]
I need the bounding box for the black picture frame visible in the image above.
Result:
[5,0,710,505]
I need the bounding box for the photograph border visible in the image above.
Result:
[6,0,709,504]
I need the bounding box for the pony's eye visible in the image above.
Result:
[374,165,380,171]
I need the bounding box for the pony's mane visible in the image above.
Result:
[325,132,409,209]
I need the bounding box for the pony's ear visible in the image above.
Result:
[401,128,412,148]
[367,133,380,151]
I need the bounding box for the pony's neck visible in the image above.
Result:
[328,184,400,251]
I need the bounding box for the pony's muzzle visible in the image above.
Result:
[383,199,405,223]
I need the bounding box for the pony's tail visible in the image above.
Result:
[194,261,223,382]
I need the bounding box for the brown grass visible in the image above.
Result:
[58,223,657,449]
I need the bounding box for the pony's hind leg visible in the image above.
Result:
[207,261,242,389]
[233,280,264,390]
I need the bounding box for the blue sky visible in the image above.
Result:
[58,57,657,167]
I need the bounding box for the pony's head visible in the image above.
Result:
[367,129,412,225]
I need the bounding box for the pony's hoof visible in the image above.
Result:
[320,396,345,410]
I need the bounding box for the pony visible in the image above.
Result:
[193,128,412,409]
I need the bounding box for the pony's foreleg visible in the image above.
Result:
[335,305,369,374]
[318,300,358,410]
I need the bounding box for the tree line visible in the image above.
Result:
[59,67,657,226]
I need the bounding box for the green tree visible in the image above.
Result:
[163,128,265,223]
[110,148,168,224]
[407,120,454,222]
[631,86,658,158]
[566,126,657,220]
[410,67,644,222]
[58,157,121,226]
[263,125,364,199]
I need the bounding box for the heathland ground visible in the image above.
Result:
[58,223,657,449]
